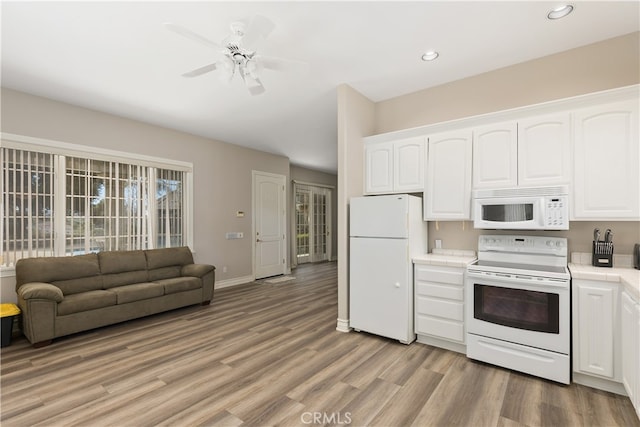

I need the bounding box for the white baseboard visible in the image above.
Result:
[336,318,351,333]
[215,275,255,289]
[416,334,466,354]
[572,372,628,396]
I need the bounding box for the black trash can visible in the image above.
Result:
[1,304,21,347]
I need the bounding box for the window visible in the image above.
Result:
[1,148,56,266]
[155,168,184,248]
[1,135,193,269]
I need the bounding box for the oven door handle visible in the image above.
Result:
[466,271,569,289]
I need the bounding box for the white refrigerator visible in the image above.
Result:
[349,194,427,344]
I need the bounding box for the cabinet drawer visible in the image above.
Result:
[416,281,463,300]
[415,267,463,285]
[416,315,465,342]
[416,296,463,321]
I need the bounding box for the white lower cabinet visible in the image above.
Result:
[621,290,640,418]
[414,264,465,353]
[573,280,618,380]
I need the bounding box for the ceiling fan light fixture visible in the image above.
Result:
[547,4,574,20]
[421,51,439,61]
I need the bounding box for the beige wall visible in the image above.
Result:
[374,31,640,257]
[336,84,375,327]
[1,87,290,301]
[290,165,338,262]
[375,32,640,133]
[339,32,640,328]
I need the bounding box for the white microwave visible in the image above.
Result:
[473,185,569,230]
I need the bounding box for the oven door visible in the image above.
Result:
[465,271,569,354]
[473,196,544,230]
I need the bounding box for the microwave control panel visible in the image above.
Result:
[544,195,568,229]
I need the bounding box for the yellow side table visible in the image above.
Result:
[1,303,21,347]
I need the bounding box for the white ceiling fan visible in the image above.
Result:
[165,15,302,96]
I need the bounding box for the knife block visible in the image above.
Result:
[592,240,613,267]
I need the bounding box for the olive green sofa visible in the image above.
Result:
[15,247,215,347]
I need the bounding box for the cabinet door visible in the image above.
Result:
[518,113,571,187]
[364,142,393,194]
[621,291,638,407]
[575,281,616,378]
[424,130,472,220]
[636,303,640,416]
[472,122,518,189]
[573,100,639,220]
[394,137,425,192]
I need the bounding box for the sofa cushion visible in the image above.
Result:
[103,271,150,289]
[154,277,201,295]
[108,282,165,304]
[52,276,105,296]
[99,250,147,274]
[16,253,101,289]
[145,247,194,269]
[99,250,150,289]
[148,266,182,281]
[57,290,117,316]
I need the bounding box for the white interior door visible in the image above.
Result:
[253,171,286,279]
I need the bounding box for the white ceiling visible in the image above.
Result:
[2,1,639,173]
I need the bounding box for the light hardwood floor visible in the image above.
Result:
[1,261,638,427]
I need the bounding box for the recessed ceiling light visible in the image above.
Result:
[421,51,439,61]
[547,4,574,20]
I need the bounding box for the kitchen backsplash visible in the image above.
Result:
[427,220,640,257]
[571,252,634,268]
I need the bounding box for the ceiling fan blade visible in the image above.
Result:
[240,69,266,96]
[181,62,219,78]
[164,22,223,50]
[242,15,275,50]
[247,79,266,96]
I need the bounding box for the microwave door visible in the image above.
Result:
[474,197,541,229]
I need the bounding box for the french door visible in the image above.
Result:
[294,183,331,265]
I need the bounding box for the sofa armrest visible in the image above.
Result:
[181,264,215,278]
[18,283,64,302]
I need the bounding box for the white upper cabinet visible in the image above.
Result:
[364,142,393,194]
[518,113,571,186]
[365,137,425,195]
[473,115,571,190]
[573,99,639,220]
[424,130,473,220]
[472,122,518,189]
[394,137,425,193]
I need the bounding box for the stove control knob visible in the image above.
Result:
[546,240,554,246]
[556,241,563,247]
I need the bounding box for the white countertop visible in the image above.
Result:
[413,248,477,268]
[569,261,640,301]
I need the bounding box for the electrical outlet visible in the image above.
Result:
[222,266,228,273]
[435,239,442,249]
